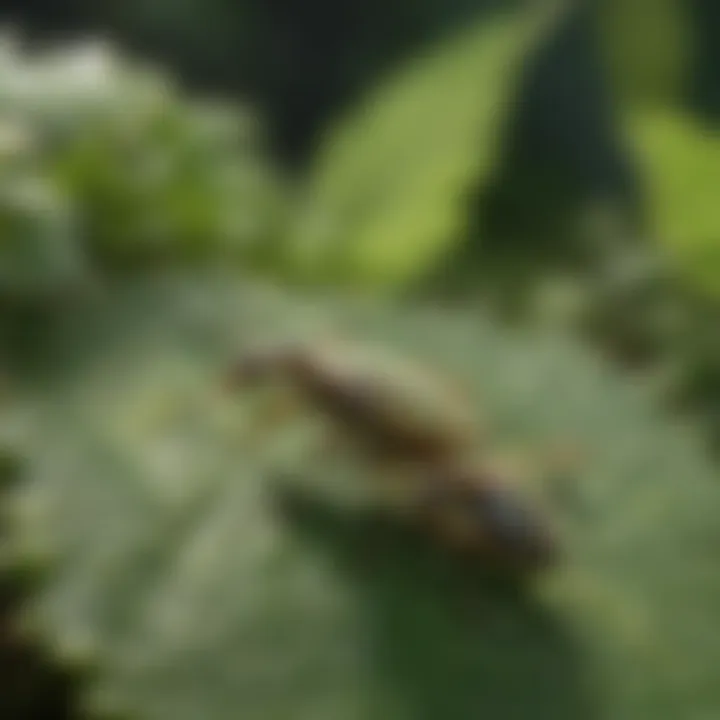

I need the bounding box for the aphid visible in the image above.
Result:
[223,337,483,466]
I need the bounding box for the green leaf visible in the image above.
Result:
[623,108,720,296]
[288,1,565,289]
[6,274,720,720]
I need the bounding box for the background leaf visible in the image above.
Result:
[287,1,565,289]
[623,109,720,296]
[0,35,282,298]
[6,274,720,720]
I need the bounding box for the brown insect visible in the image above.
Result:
[223,337,482,466]
[223,337,569,576]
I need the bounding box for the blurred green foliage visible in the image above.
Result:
[596,0,692,108]
[0,34,281,302]
[0,1,715,300]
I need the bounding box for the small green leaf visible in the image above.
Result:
[289,1,565,289]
